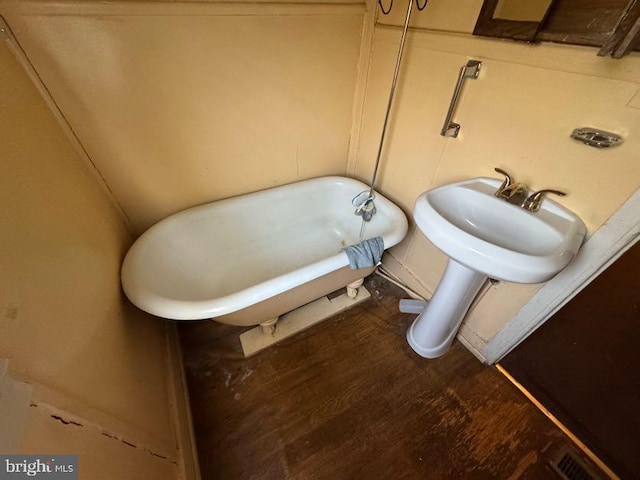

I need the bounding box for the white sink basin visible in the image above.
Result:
[405,176,586,359]
[413,177,586,283]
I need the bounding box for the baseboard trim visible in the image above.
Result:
[166,324,201,480]
[456,331,487,364]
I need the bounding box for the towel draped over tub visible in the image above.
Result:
[343,237,384,269]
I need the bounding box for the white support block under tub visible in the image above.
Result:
[239,286,371,357]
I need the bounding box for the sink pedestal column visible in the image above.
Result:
[406,259,487,358]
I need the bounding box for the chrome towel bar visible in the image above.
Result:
[440,60,482,138]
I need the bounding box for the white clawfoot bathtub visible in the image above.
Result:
[121,176,408,326]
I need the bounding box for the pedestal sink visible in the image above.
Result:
[406,177,586,358]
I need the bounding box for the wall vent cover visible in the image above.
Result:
[551,449,601,480]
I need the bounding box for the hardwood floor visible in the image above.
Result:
[179,275,599,479]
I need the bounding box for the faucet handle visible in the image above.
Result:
[522,189,566,212]
[494,167,512,185]
[494,167,512,197]
[494,167,511,197]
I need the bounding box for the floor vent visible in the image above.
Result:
[551,449,600,480]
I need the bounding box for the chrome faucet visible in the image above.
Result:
[493,168,566,212]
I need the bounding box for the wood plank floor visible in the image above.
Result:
[179,276,599,479]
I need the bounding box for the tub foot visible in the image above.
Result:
[260,317,279,337]
[346,278,364,299]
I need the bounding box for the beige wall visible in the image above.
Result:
[0,40,181,478]
[4,1,365,232]
[494,0,551,22]
[3,0,638,382]
[1,1,364,473]
[352,0,640,352]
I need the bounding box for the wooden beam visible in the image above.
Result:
[598,0,640,56]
